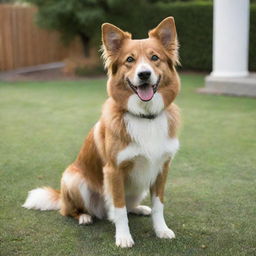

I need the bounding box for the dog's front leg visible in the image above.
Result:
[150,160,175,239]
[103,164,134,248]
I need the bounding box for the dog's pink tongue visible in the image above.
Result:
[137,86,154,101]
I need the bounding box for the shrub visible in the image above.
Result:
[27,0,255,72]
[110,2,255,71]
[153,2,214,71]
[75,65,105,77]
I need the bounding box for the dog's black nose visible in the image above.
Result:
[138,71,151,81]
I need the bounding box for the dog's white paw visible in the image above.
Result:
[130,205,152,216]
[78,214,93,225]
[155,227,175,239]
[116,234,135,248]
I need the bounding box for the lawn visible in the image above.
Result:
[0,74,255,256]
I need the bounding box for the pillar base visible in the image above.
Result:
[198,73,256,97]
[210,71,249,78]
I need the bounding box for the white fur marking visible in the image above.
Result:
[79,181,91,211]
[152,196,175,239]
[113,207,134,248]
[117,111,179,199]
[79,214,93,225]
[127,92,164,116]
[118,110,179,164]
[132,59,157,86]
[93,121,102,154]
[22,188,60,211]
[62,170,81,187]
[129,205,152,216]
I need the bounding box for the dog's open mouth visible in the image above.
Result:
[127,76,161,102]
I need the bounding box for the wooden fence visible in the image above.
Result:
[0,4,84,71]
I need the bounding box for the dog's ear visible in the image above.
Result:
[101,23,131,75]
[149,17,179,66]
[102,23,131,54]
[149,17,177,50]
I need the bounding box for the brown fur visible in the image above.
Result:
[43,187,60,203]
[150,160,171,203]
[36,17,181,223]
[167,103,181,138]
[75,129,104,193]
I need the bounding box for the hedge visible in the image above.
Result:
[105,2,256,71]
[153,2,214,71]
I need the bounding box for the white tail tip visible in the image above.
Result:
[22,187,60,211]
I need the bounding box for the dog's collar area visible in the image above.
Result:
[127,111,159,120]
[139,113,157,119]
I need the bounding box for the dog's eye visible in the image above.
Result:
[151,55,159,61]
[126,56,135,63]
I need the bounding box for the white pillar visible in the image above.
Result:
[211,0,250,77]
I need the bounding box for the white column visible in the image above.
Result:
[211,0,250,77]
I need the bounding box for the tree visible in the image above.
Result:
[22,0,155,57]
[23,0,217,57]
[24,0,110,57]
[0,0,15,2]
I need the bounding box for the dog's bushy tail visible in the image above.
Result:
[22,187,61,211]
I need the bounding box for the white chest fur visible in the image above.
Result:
[117,111,179,196]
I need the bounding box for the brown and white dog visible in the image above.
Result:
[23,17,181,248]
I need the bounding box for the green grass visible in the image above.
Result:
[0,74,255,256]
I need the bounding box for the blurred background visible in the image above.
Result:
[0,0,255,80]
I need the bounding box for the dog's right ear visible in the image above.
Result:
[101,23,131,54]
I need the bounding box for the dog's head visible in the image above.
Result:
[101,17,180,115]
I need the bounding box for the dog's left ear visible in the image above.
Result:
[149,17,179,65]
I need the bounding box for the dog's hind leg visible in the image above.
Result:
[76,213,93,225]
[126,193,152,216]
[60,167,93,225]
[129,205,152,216]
